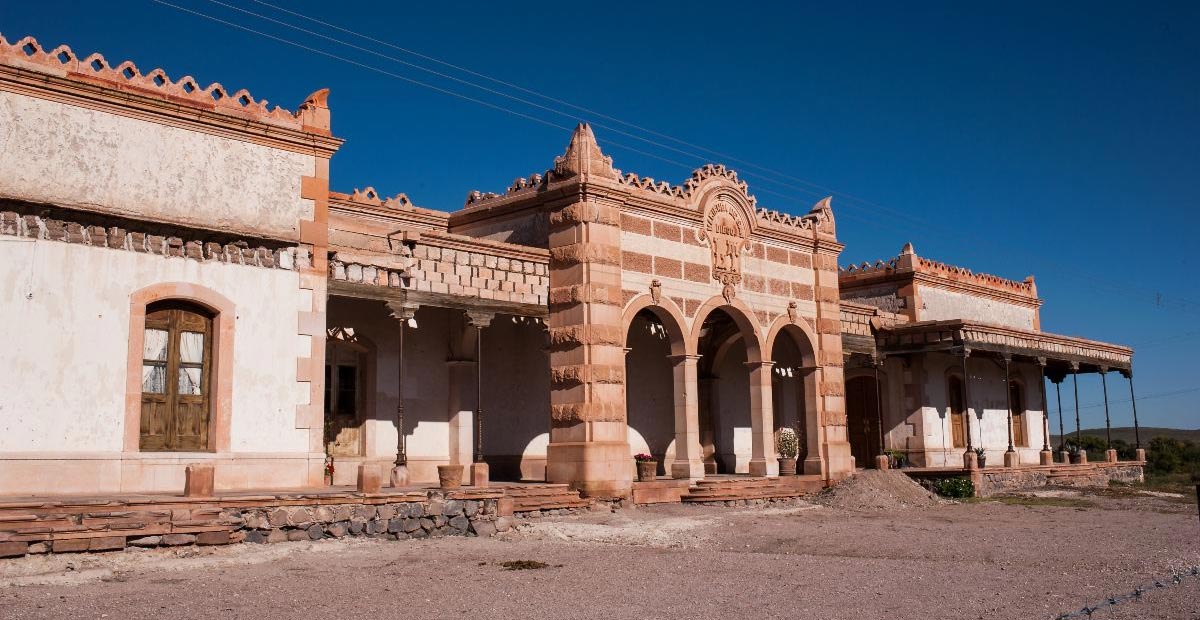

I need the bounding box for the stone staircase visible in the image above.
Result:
[681,475,824,504]
[497,484,590,513]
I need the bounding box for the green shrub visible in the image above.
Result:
[935,477,975,499]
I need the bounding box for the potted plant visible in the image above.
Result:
[886,449,906,469]
[437,464,465,489]
[1067,443,1082,464]
[973,447,986,468]
[634,453,657,482]
[324,455,335,486]
[775,428,799,476]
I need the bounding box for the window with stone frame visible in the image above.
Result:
[140,301,213,451]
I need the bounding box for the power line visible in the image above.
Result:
[150,0,1198,318]
[1073,385,1200,411]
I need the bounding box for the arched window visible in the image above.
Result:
[140,301,214,451]
[948,375,966,448]
[1009,381,1027,447]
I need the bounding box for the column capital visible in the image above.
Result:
[1068,361,1080,372]
[743,360,776,370]
[386,300,417,322]
[464,310,494,328]
[1036,356,1048,367]
[666,354,702,364]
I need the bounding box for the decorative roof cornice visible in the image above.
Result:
[329,187,449,232]
[840,242,1037,300]
[0,34,341,155]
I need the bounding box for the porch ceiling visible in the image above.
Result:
[328,280,548,320]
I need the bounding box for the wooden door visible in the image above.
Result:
[140,302,212,451]
[324,340,365,457]
[1009,381,1027,447]
[846,376,879,467]
[949,375,966,448]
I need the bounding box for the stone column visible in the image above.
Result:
[746,360,777,477]
[801,367,826,477]
[544,124,631,498]
[813,249,851,481]
[668,354,705,480]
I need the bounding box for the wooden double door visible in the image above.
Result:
[139,302,213,451]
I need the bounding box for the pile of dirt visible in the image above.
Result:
[813,470,940,510]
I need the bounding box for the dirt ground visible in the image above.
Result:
[1,484,1197,620]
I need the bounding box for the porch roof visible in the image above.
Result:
[875,320,1133,375]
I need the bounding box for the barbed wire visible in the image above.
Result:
[1053,563,1200,619]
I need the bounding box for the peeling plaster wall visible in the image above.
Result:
[0,92,314,240]
[918,285,1036,330]
[0,240,307,454]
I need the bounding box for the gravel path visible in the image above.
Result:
[1,491,1196,619]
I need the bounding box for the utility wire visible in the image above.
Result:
[152,0,1198,317]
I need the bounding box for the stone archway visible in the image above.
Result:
[694,303,773,476]
[768,324,819,474]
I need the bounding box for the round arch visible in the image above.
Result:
[622,294,691,357]
[764,317,818,368]
[688,295,765,363]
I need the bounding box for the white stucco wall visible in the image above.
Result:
[0,92,314,240]
[0,239,308,454]
[918,285,1036,330]
[909,353,1047,466]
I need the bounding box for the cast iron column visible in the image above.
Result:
[474,324,484,463]
[1004,355,1015,453]
[1100,369,1112,449]
[1125,370,1141,449]
[396,317,407,467]
[1038,359,1050,452]
[1071,363,1081,447]
[961,348,974,452]
[1055,380,1065,451]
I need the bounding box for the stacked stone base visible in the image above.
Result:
[903,461,1145,498]
[0,489,513,559]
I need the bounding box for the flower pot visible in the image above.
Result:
[437,464,464,489]
[976,455,986,468]
[777,458,797,476]
[636,460,657,482]
[1069,453,1082,465]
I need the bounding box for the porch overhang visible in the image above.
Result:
[874,320,1132,376]
[329,279,548,320]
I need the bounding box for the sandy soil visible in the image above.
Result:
[1,486,1197,620]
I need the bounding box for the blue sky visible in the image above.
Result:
[3,1,1197,429]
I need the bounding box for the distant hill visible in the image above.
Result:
[1050,427,1200,445]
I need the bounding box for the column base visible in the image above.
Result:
[546,440,632,499]
[357,463,382,494]
[1105,449,1118,463]
[1077,452,1088,464]
[389,465,409,488]
[802,455,826,478]
[670,460,706,481]
[1039,450,1053,466]
[471,462,490,487]
[964,451,978,470]
[1134,448,1146,462]
[1059,451,1071,464]
[874,455,890,470]
[1003,451,1020,468]
[748,458,768,477]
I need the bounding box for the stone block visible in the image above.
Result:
[402,518,422,533]
[267,530,288,544]
[471,462,490,487]
[196,531,232,546]
[0,542,28,558]
[419,518,434,531]
[1003,451,1020,468]
[449,516,470,533]
[184,464,215,498]
[128,536,162,548]
[161,534,197,547]
[348,520,366,535]
[376,505,395,521]
[244,530,267,544]
[288,507,314,527]
[442,500,463,516]
[1106,449,1118,463]
[52,539,90,554]
[497,497,514,517]
[471,519,497,538]
[327,523,348,538]
[268,508,289,527]
[426,500,444,516]
[387,518,404,534]
[315,506,336,522]
[334,505,354,522]
[287,530,309,542]
[26,542,49,555]
[357,464,382,494]
[495,516,513,532]
[464,500,480,517]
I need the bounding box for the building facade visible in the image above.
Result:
[0,36,1136,499]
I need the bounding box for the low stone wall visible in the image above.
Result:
[904,462,1145,498]
[0,489,514,559]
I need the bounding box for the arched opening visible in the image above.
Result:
[480,314,551,481]
[948,374,967,448]
[845,375,881,468]
[139,300,214,452]
[697,308,753,474]
[1009,380,1027,447]
[769,325,817,471]
[625,309,677,476]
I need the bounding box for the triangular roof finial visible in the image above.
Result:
[900,242,915,256]
[554,122,616,180]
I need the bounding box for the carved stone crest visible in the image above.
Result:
[697,193,752,303]
[649,279,662,305]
